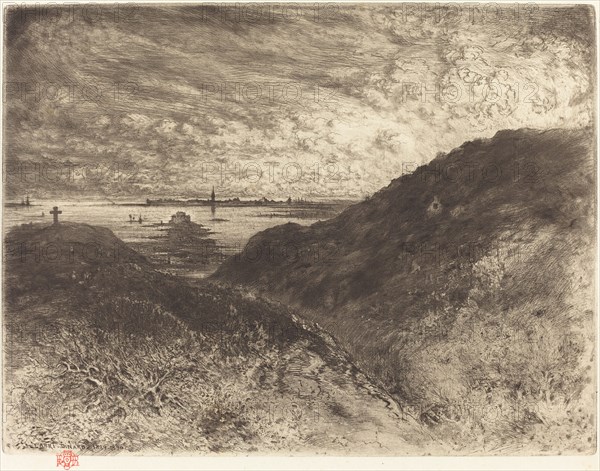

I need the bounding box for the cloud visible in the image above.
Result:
[4,4,595,199]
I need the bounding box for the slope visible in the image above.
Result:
[213,127,597,453]
[3,221,438,454]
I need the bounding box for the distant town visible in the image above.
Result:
[3,191,346,209]
[144,187,320,207]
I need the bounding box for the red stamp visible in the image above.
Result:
[56,450,79,470]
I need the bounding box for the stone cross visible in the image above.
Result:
[50,206,62,224]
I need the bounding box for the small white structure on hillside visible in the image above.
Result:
[427,195,442,216]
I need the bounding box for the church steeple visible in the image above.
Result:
[210,186,215,202]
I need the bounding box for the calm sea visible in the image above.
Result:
[4,201,347,278]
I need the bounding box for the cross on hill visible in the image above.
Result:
[50,206,62,224]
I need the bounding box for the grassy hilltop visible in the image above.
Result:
[3,221,438,454]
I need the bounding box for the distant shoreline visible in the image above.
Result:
[124,199,343,208]
[4,203,42,208]
[4,199,356,208]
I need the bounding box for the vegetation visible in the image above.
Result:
[3,222,433,454]
[214,128,597,453]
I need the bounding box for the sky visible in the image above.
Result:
[3,3,596,201]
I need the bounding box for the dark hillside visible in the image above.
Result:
[214,127,596,453]
[3,222,436,454]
